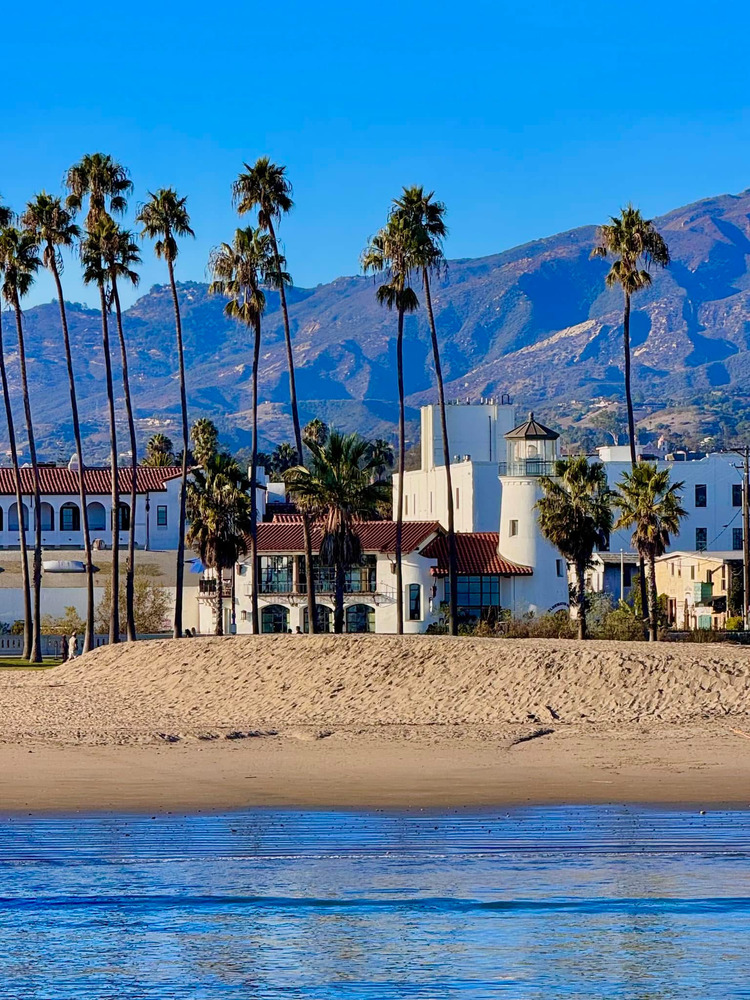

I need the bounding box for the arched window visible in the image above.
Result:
[346,603,375,633]
[303,604,332,633]
[0,505,4,531]
[37,503,54,531]
[261,604,289,634]
[117,502,130,531]
[8,502,29,532]
[60,503,81,532]
[87,502,106,531]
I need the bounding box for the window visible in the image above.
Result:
[733,484,743,507]
[623,565,635,587]
[8,502,28,532]
[690,566,695,580]
[116,503,130,531]
[405,495,408,515]
[408,583,421,621]
[556,559,565,578]
[303,604,332,633]
[509,519,519,537]
[0,506,3,531]
[695,527,707,552]
[60,503,80,532]
[37,503,54,531]
[695,484,707,508]
[598,531,610,553]
[670,563,675,576]
[87,502,106,531]
[156,505,168,527]
[261,604,289,633]
[445,575,501,625]
[259,555,294,593]
[733,528,744,551]
[346,604,375,633]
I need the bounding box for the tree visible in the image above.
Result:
[95,567,171,635]
[41,606,86,636]
[81,221,122,644]
[191,418,219,467]
[362,214,420,633]
[65,152,132,227]
[303,418,328,448]
[99,219,141,641]
[591,207,670,464]
[0,201,31,659]
[208,227,283,633]
[615,463,687,641]
[136,189,195,640]
[392,185,459,635]
[536,457,614,639]
[590,405,625,446]
[143,434,175,467]
[232,158,318,634]
[286,431,391,633]
[271,442,298,478]
[21,193,95,652]
[186,453,252,635]
[367,438,395,482]
[0,226,44,662]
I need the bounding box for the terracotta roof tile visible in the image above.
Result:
[0,466,182,496]
[256,519,442,555]
[421,532,532,576]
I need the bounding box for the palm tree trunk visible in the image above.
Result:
[167,258,189,640]
[623,288,649,629]
[12,292,43,663]
[249,316,260,635]
[266,218,317,634]
[576,560,587,640]
[396,303,405,634]
[422,269,457,635]
[0,308,31,658]
[215,579,223,635]
[98,281,120,644]
[334,560,345,634]
[648,552,659,642]
[50,257,95,653]
[111,277,138,641]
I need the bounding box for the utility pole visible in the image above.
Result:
[733,447,750,630]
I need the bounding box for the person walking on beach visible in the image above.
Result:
[61,634,69,663]
[68,631,79,660]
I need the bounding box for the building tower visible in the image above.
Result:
[497,413,569,614]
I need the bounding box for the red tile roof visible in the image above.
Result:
[0,466,182,496]
[421,532,532,576]
[256,518,442,555]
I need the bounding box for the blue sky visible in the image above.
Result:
[3,0,750,307]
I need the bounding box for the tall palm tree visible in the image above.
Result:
[81,222,122,643]
[392,185,459,634]
[191,418,219,467]
[186,453,252,635]
[615,463,686,642]
[208,226,283,634]
[536,457,614,639]
[303,418,328,448]
[142,433,175,467]
[100,220,141,641]
[286,431,391,633]
[368,438,395,482]
[65,152,132,227]
[20,193,95,652]
[591,206,670,464]
[0,201,31,658]
[136,189,194,640]
[232,158,318,634]
[362,216,420,633]
[271,442,298,478]
[0,227,43,662]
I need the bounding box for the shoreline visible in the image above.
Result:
[1,723,749,814]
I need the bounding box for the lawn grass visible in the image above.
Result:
[0,658,61,669]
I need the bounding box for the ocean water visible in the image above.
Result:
[0,806,748,998]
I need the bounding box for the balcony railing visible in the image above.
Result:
[498,460,557,477]
[199,579,232,598]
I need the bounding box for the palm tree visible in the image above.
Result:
[143,433,175,467]
[303,418,328,448]
[271,442,298,478]
[615,463,686,641]
[20,193,96,652]
[0,201,31,659]
[191,418,219,467]
[208,226,283,634]
[0,227,43,661]
[591,206,670,465]
[186,453,252,635]
[536,457,614,639]
[65,153,132,227]
[362,215,420,633]
[136,189,195,640]
[392,186,459,635]
[232,158,318,634]
[100,220,141,641]
[368,438,395,482]
[286,431,391,633]
[81,222,122,644]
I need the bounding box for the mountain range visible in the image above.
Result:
[8,187,750,462]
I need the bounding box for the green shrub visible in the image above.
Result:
[726,616,744,632]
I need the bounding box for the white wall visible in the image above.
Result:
[420,402,516,471]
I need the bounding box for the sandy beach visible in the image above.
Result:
[0,635,749,812]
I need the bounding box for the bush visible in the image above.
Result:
[41,606,85,635]
[726,616,744,632]
[505,612,577,639]
[593,606,648,641]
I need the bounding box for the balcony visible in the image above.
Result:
[498,460,557,478]
[199,579,232,598]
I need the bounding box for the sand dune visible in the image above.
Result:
[1,635,749,743]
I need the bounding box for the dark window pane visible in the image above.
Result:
[695,484,707,508]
